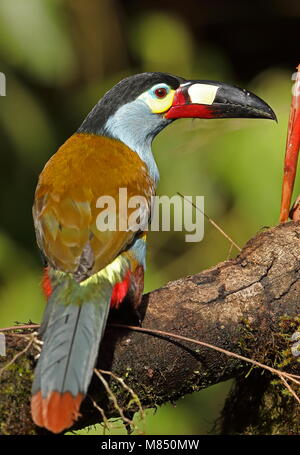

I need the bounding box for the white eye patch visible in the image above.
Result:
[187,84,219,105]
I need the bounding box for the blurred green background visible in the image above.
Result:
[0,0,299,435]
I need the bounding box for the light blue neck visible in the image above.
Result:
[102,100,170,185]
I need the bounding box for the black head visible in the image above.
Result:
[78,72,185,134]
[76,71,276,184]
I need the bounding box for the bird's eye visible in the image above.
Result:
[154,87,168,99]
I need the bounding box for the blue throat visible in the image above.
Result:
[79,99,172,185]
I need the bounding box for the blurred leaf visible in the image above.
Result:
[0,73,56,166]
[130,11,194,75]
[0,231,43,326]
[0,0,76,84]
[0,271,43,326]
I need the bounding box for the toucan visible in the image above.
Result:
[31,72,276,433]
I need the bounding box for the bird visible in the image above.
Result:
[31,72,276,433]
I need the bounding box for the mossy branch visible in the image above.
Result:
[1,221,300,435]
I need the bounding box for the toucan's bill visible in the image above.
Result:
[165,80,277,121]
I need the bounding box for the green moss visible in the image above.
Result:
[275,316,300,368]
[219,315,300,434]
[0,336,37,435]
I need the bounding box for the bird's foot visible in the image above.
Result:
[131,308,142,327]
[32,331,44,360]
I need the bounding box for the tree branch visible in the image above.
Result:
[1,221,300,435]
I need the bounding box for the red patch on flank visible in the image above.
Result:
[42,267,52,299]
[110,270,131,309]
[31,390,84,434]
